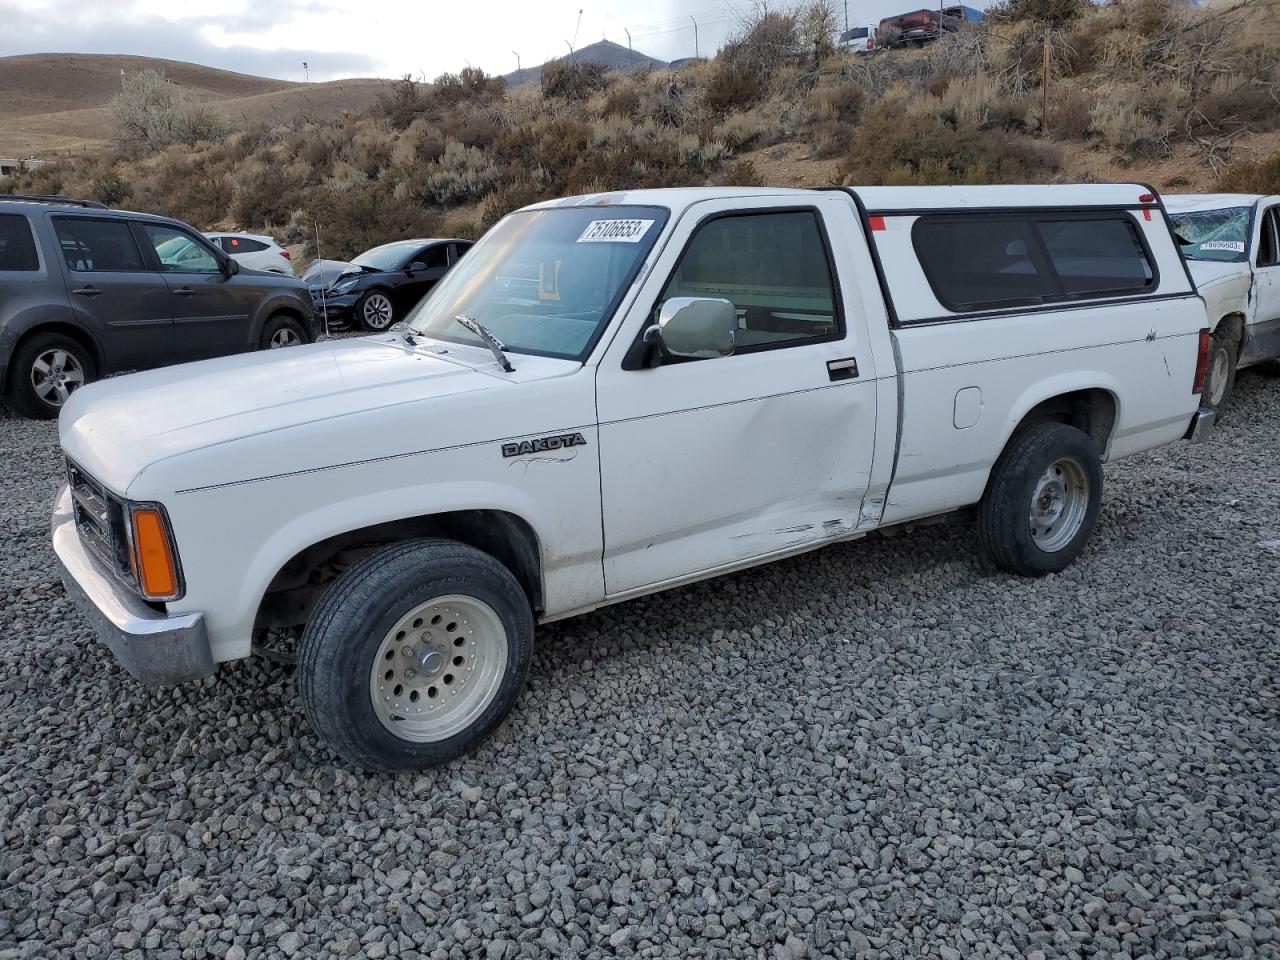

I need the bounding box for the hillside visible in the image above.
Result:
[2,0,1277,264]
[504,40,667,88]
[0,53,387,155]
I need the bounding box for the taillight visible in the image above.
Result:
[1192,328,1210,395]
[280,250,291,259]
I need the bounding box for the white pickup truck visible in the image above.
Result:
[1165,193,1280,413]
[53,184,1214,771]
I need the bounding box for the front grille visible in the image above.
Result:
[67,459,133,583]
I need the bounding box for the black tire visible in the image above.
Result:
[296,538,534,772]
[3,331,96,420]
[355,289,396,331]
[258,313,309,350]
[1201,329,1238,417]
[977,421,1103,577]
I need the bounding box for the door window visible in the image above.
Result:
[140,225,221,273]
[0,215,39,271]
[53,218,145,272]
[655,210,840,353]
[416,244,449,269]
[1259,208,1280,267]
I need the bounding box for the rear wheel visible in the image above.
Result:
[4,332,96,419]
[259,313,308,349]
[1201,329,1238,416]
[978,422,1103,576]
[356,290,396,331]
[296,539,534,772]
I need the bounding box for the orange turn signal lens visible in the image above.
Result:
[130,507,178,600]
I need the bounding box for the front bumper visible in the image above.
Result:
[309,291,357,327]
[1184,406,1216,444]
[52,485,214,686]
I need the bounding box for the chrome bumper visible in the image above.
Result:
[1184,406,1216,444]
[52,485,214,686]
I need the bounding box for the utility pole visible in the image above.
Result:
[691,15,699,58]
[513,50,521,72]
[625,27,632,51]
[1041,28,1051,136]
[302,61,309,82]
[843,0,848,39]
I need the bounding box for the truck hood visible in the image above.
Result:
[59,335,568,496]
[1185,258,1249,289]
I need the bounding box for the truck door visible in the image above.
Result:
[1249,203,1280,362]
[594,196,879,598]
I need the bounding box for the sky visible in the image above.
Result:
[1,0,953,82]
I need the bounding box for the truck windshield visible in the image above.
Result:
[1168,206,1251,263]
[406,206,667,360]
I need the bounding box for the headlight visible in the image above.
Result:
[330,276,360,294]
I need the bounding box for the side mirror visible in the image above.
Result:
[223,257,240,276]
[651,297,737,360]
[407,262,428,274]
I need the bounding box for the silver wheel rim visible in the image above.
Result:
[31,349,85,407]
[362,293,394,329]
[369,594,508,742]
[1029,457,1090,552]
[269,327,301,348]
[1208,347,1229,406]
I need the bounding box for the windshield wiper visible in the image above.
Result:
[453,314,514,372]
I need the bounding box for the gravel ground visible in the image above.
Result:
[1,367,1278,960]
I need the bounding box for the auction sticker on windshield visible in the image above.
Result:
[577,219,655,243]
[1201,240,1246,252]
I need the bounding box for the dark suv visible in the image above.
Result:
[0,195,318,419]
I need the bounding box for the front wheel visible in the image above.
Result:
[977,421,1103,576]
[1201,330,1238,416]
[356,290,396,331]
[296,539,534,772]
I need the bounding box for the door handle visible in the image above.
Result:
[71,286,102,297]
[173,287,194,296]
[827,357,859,381]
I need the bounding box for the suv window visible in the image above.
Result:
[0,214,39,271]
[656,211,840,351]
[221,236,269,254]
[912,213,1154,313]
[53,217,145,272]
[141,224,221,273]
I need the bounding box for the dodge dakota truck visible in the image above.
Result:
[53,184,1215,771]
[1165,193,1280,414]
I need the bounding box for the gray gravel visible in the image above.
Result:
[2,367,1279,960]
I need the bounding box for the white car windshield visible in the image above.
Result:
[1168,206,1251,263]
[407,206,667,360]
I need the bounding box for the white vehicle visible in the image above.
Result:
[1165,194,1280,412]
[841,23,879,52]
[204,232,294,275]
[53,185,1214,771]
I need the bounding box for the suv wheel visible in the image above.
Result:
[977,421,1103,576]
[297,539,534,772]
[357,290,396,331]
[5,332,96,419]
[259,313,308,350]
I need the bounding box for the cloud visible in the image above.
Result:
[0,4,378,80]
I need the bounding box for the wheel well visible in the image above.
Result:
[255,510,543,633]
[1013,388,1117,454]
[1215,313,1245,346]
[6,323,103,386]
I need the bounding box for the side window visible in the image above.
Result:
[53,217,145,272]
[232,237,269,253]
[656,210,840,351]
[1037,218,1153,295]
[913,217,1052,311]
[140,224,221,273]
[1260,209,1280,267]
[419,244,449,269]
[0,214,39,271]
